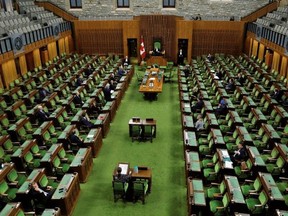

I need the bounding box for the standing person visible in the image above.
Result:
[178,49,184,65]
[123,56,129,67]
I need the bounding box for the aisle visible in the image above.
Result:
[73,67,186,216]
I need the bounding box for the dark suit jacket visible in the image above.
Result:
[37,110,50,123]
[74,95,84,105]
[29,186,54,204]
[103,87,112,101]
[69,134,83,146]
[80,116,94,128]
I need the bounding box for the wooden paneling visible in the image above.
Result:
[58,38,66,55]
[48,42,58,61]
[122,20,140,57]
[252,39,259,57]
[258,44,265,61]
[139,15,180,63]
[176,20,193,62]
[33,49,41,68]
[280,56,288,78]
[74,21,124,54]
[1,60,17,88]
[192,21,245,57]
[19,55,28,76]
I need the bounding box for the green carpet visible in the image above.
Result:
[73,67,186,216]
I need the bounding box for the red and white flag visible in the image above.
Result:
[140,36,146,60]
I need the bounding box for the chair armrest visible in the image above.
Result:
[248,192,259,197]
[244,179,254,183]
[279,177,288,182]
[225,132,233,135]
[199,133,208,137]
[66,150,74,154]
[4,149,13,154]
[8,182,18,187]
[213,193,223,199]
[12,141,21,146]
[262,150,271,153]
[39,146,47,150]
[210,182,220,186]
[206,163,215,167]
[47,176,58,180]
[204,155,213,158]
[249,190,257,193]
[60,158,68,163]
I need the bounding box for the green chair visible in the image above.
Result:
[133,179,148,204]
[58,148,74,163]
[261,147,279,163]
[0,115,10,130]
[245,190,268,214]
[234,158,253,179]
[135,71,143,85]
[276,177,288,194]
[199,139,214,156]
[31,144,46,158]
[266,156,285,176]
[38,174,58,189]
[131,125,142,142]
[0,146,11,163]
[202,153,218,168]
[206,180,226,199]
[112,180,128,203]
[43,131,58,146]
[241,177,262,197]
[6,168,27,187]
[209,192,230,215]
[17,127,33,142]
[203,162,221,182]
[24,151,41,171]
[52,156,70,177]
[0,180,18,203]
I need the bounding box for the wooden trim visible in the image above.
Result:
[241,2,278,22]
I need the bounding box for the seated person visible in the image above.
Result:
[29,181,55,204]
[270,88,281,102]
[231,143,248,166]
[36,105,50,124]
[76,74,84,87]
[215,97,228,116]
[215,69,223,80]
[183,65,191,78]
[73,92,84,106]
[237,72,245,85]
[103,83,112,101]
[195,114,204,131]
[69,129,83,146]
[191,96,204,112]
[114,167,130,183]
[225,78,235,91]
[84,65,94,77]
[109,80,117,91]
[38,87,50,102]
[194,14,202,20]
[117,65,126,77]
[79,112,94,129]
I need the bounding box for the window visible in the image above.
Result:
[70,0,82,9]
[117,0,129,8]
[163,0,175,8]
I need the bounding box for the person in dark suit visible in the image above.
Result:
[114,167,130,183]
[29,182,54,204]
[153,47,162,56]
[271,88,281,102]
[231,143,247,165]
[237,72,245,85]
[79,112,94,129]
[36,105,50,124]
[69,129,83,146]
[73,92,84,106]
[123,56,129,67]
[177,49,184,65]
[191,96,204,112]
[117,66,126,77]
[215,97,228,116]
[225,78,236,91]
[103,83,112,101]
[76,74,83,87]
[38,87,50,102]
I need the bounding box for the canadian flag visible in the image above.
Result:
[140,36,146,60]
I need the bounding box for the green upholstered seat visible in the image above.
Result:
[133,179,148,204]
[52,156,70,176]
[113,180,129,203]
[245,190,268,214]
[3,138,17,154]
[199,139,213,156]
[39,174,58,189]
[0,180,18,202]
[276,179,288,193]
[240,177,262,197]
[209,193,229,215]
[260,147,279,163]
[206,180,226,199]
[266,156,285,176]
[6,168,27,187]
[202,153,218,168]
[24,151,40,170]
[58,148,74,163]
[203,162,221,182]
[0,146,11,162]
[31,144,46,158]
[234,159,253,179]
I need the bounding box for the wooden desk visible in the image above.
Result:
[183,130,197,150]
[0,202,24,216]
[247,146,266,172]
[69,147,93,183]
[258,172,285,208]
[224,175,246,212]
[51,173,80,216]
[139,69,164,97]
[181,102,191,115]
[146,56,167,66]
[94,113,110,138]
[217,149,234,173]
[185,150,201,177]
[128,118,156,142]
[131,167,152,193]
[182,114,194,131]
[83,128,103,157]
[187,178,206,215]
[41,208,61,216]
